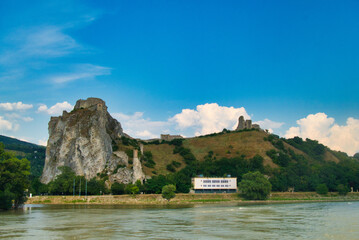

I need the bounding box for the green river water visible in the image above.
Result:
[0,201,358,239]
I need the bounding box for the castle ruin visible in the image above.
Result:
[235,116,260,131]
[160,134,184,141]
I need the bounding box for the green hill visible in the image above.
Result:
[140,130,346,176]
[119,129,359,193]
[0,135,46,177]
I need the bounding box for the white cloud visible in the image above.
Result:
[0,102,33,111]
[135,130,157,139]
[254,119,284,133]
[37,101,73,115]
[114,103,253,139]
[23,117,34,122]
[113,103,283,140]
[38,139,47,146]
[0,116,13,131]
[50,64,111,84]
[5,113,33,122]
[285,113,359,156]
[0,26,79,65]
[170,103,250,136]
[112,112,170,139]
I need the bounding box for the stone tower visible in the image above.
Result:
[245,119,252,129]
[236,116,245,130]
[235,116,254,131]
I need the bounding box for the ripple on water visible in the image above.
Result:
[1,202,359,239]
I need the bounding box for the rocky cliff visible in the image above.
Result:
[41,97,145,184]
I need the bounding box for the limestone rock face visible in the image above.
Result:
[40,97,145,184]
[132,150,146,184]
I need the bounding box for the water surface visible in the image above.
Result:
[1,201,358,239]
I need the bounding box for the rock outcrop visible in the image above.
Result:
[41,97,145,184]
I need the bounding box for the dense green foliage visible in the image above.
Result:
[0,189,15,210]
[47,166,108,195]
[126,185,139,195]
[337,184,349,196]
[162,184,176,200]
[263,136,359,193]
[316,184,329,195]
[239,171,272,200]
[0,135,45,177]
[285,137,326,161]
[0,143,30,209]
[111,182,125,195]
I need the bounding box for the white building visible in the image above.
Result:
[192,177,237,193]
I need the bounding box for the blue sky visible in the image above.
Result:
[0,0,359,155]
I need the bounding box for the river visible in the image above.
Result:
[0,201,358,239]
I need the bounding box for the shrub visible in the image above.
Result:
[316,184,329,195]
[125,149,133,158]
[162,184,176,201]
[113,164,126,174]
[337,184,349,196]
[169,139,183,146]
[166,164,175,172]
[111,182,125,195]
[172,161,181,168]
[112,145,119,151]
[239,171,271,200]
[142,151,156,168]
[0,189,15,210]
[125,184,139,195]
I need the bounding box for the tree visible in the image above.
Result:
[48,166,76,195]
[162,184,176,201]
[30,177,48,195]
[337,184,349,196]
[0,143,30,209]
[87,178,107,195]
[316,183,328,195]
[239,171,271,200]
[0,189,15,210]
[111,182,125,195]
[130,186,139,195]
[125,184,139,195]
[144,175,171,194]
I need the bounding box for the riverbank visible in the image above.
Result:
[25,192,359,205]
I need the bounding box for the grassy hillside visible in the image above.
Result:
[140,130,345,177]
[0,135,46,177]
[184,130,276,167]
[143,144,185,176]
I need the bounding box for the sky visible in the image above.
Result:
[0,0,359,155]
